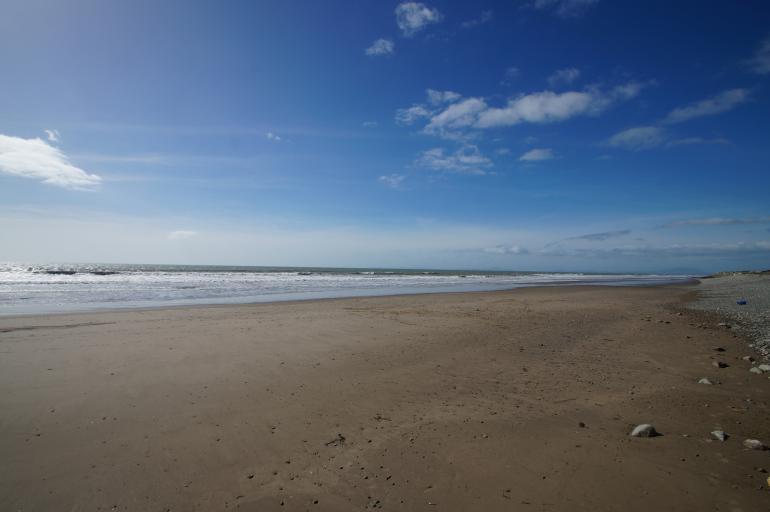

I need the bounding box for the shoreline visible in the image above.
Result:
[0,278,698,319]
[2,282,769,511]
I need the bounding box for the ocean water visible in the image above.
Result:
[0,262,692,315]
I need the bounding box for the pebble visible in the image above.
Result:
[697,378,713,385]
[749,367,764,374]
[742,355,755,362]
[630,424,659,437]
[758,364,770,372]
[711,430,728,442]
[743,439,768,451]
[712,361,729,368]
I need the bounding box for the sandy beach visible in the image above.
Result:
[1,283,769,511]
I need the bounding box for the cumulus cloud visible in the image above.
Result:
[606,126,665,151]
[0,134,101,190]
[547,67,580,87]
[378,174,406,188]
[461,10,493,29]
[519,148,555,161]
[532,0,600,18]
[266,132,282,141]
[663,89,749,124]
[45,129,60,143]
[747,35,770,75]
[365,38,395,56]
[416,145,492,175]
[168,230,197,240]
[662,216,770,228]
[395,2,442,37]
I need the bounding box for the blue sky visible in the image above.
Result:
[1,0,770,273]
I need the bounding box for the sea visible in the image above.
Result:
[0,262,693,315]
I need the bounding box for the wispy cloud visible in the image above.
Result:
[474,82,644,129]
[426,89,461,106]
[532,0,600,18]
[662,216,770,228]
[461,10,493,29]
[501,66,521,85]
[541,240,770,258]
[666,137,729,147]
[266,132,282,141]
[606,125,665,151]
[45,129,60,143]
[365,38,395,56]
[566,229,631,241]
[168,230,198,240]
[747,35,770,75]
[395,2,442,37]
[416,145,492,175]
[519,148,555,161]
[0,134,101,190]
[483,244,529,255]
[395,104,432,125]
[547,67,580,87]
[378,174,406,188]
[397,82,646,140]
[663,88,749,124]
[362,121,379,128]
[424,97,488,134]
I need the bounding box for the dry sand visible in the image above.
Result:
[1,284,769,511]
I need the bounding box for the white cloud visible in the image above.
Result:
[475,83,643,129]
[45,129,60,143]
[519,148,555,161]
[606,126,665,151]
[168,230,198,240]
[395,105,432,125]
[496,148,511,155]
[365,38,395,56]
[547,67,580,87]
[747,35,770,75]
[266,132,282,141]
[362,121,378,128]
[416,145,492,175]
[0,134,101,190]
[461,10,493,29]
[532,0,600,17]
[426,89,461,106]
[663,89,749,124]
[424,97,488,134]
[483,244,529,255]
[378,174,406,188]
[395,2,442,37]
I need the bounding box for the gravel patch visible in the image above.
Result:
[688,273,770,360]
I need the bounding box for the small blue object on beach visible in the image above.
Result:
[736,298,747,305]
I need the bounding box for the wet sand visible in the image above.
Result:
[1,285,769,511]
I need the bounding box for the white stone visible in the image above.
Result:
[630,424,658,437]
[711,430,728,442]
